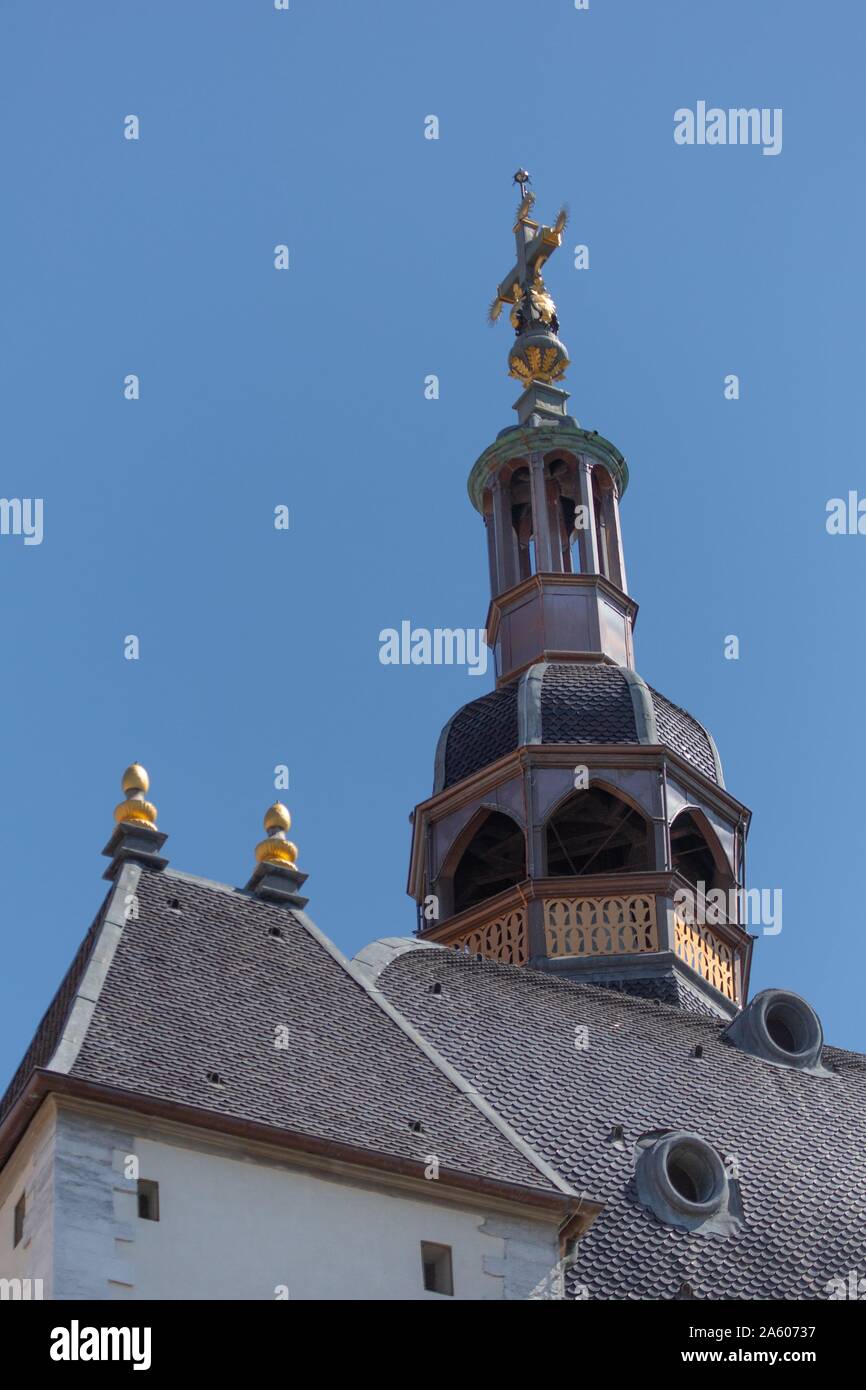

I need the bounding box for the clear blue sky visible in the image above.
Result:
[2,0,864,1093]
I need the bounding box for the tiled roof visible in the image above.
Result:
[440,663,719,788]
[541,663,638,744]
[444,683,519,786]
[0,908,105,1126]
[375,946,866,1300]
[648,685,717,783]
[603,970,727,1020]
[0,867,559,1197]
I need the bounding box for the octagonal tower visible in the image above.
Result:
[407,180,753,1019]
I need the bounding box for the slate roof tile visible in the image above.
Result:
[0,869,556,1195]
[541,663,638,745]
[444,683,519,786]
[376,947,866,1300]
[441,663,719,788]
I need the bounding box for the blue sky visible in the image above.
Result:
[1,0,864,1091]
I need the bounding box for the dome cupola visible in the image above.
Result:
[407,178,753,1019]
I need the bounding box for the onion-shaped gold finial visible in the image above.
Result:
[263,802,291,833]
[255,801,299,868]
[114,762,158,830]
[122,762,150,795]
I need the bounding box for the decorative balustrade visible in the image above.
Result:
[544,894,658,959]
[449,906,528,966]
[674,912,737,1001]
[425,880,743,1001]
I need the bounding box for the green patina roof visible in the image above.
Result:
[467,422,628,513]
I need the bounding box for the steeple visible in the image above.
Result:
[407,178,753,1019]
[475,175,634,684]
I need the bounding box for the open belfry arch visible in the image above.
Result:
[409,176,752,1016]
[544,785,651,878]
[448,807,526,915]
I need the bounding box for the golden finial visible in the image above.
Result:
[114,762,158,830]
[489,174,570,386]
[263,802,292,833]
[255,802,299,868]
[121,762,149,795]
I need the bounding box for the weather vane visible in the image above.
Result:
[489,171,570,387]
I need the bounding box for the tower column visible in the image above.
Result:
[529,452,556,572]
[576,458,600,575]
[491,475,519,593]
[545,477,566,573]
[596,486,610,580]
[603,485,628,593]
[484,512,499,595]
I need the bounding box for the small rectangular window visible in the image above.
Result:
[420,1241,453,1296]
[137,1179,160,1222]
[13,1192,25,1247]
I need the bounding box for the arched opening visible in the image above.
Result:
[545,787,651,877]
[508,466,534,579]
[590,467,626,591]
[491,456,614,585]
[452,810,526,913]
[670,811,724,893]
[592,469,614,581]
[548,457,582,574]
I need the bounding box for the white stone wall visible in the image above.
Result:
[0,1100,55,1299]
[4,1100,561,1300]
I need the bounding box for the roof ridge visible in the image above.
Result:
[45,863,141,1078]
[0,872,124,1123]
[287,906,580,1199]
[388,947,730,1026]
[644,680,725,786]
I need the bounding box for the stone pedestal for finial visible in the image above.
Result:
[245,802,308,907]
[103,763,168,879]
[102,824,169,880]
[245,860,309,909]
[512,380,575,427]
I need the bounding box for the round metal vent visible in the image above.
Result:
[637,1130,728,1228]
[723,989,824,1072]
